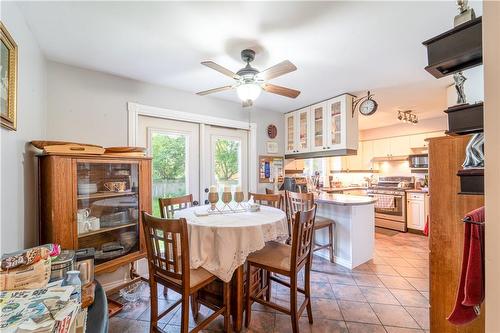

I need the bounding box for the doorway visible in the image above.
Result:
[137,115,249,215]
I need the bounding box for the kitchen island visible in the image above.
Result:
[314,193,376,269]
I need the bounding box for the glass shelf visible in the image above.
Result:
[77,191,137,201]
[78,222,137,238]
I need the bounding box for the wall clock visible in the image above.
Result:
[359,98,378,116]
[353,91,378,116]
[267,124,277,139]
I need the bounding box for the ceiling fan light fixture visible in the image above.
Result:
[236,83,262,102]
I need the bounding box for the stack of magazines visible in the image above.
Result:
[0,281,84,333]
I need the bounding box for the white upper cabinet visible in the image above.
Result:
[389,136,411,156]
[326,95,358,151]
[285,113,296,154]
[361,140,374,170]
[285,107,310,154]
[284,94,358,156]
[310,102,327,152]
[409,131,443,148]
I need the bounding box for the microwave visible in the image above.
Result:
[409,154,429,169]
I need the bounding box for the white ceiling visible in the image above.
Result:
[17,1,482,129]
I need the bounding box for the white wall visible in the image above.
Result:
[484,1,500,331]
[0,3,47,255]
[46,61,283,161]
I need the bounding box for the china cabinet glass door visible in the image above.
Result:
[328,98,343,147]
[76,161,140,265]
[311,103,326,151]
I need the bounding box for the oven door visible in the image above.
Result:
[372,194,405,222]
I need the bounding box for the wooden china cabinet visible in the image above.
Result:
[38,154,152,274]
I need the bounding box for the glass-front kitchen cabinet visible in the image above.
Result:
[284,94,358,157]
[39,154,152,273]
[285,107,310,154]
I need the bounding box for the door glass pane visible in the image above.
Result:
[287,116,294,151]
[76,162,139,265]
[299,112,308,149]
[314,107,323,147]
[331,102,341,145]
[151,131,188,216]
[214,138,241,190]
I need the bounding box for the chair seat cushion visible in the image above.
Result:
[315,216,335,229]
[158,267,214,289]
[247,241,291,272]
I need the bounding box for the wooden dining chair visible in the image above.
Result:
[248,192,283,210]
[245,205,317,333]
[159,194,194,219]
[142,212,231,333]
[285,191,336,263]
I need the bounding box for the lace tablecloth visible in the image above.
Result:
[175,205,288,282]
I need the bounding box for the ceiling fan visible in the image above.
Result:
[196,49,300,107]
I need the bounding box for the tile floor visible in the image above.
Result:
[108,229,429,333]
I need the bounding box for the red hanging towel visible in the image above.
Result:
[447,206,485,325]
[423,215,429,237]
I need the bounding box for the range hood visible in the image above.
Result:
[371,155,409,162]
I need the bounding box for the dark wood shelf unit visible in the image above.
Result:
[428,136,484,333]
[422,16,482,78]
[444,102,484,136]
[457,168,484,195]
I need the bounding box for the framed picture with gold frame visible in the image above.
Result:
[1,22,18,131]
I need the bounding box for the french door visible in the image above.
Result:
[201,125,248,204]
[138,116,249,214]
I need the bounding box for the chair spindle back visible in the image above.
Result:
[291,205,317,270]
[159,194,194,219]
[248,192,283,210]
[142,212,189,282]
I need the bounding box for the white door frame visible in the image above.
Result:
[127,102,258,193]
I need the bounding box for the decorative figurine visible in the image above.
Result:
[462,133,484,169]
[454,71,467,105]
[454,0,476,27]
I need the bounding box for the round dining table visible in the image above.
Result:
[175,204,287,332]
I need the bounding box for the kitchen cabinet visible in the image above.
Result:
[285,107,310,154]
[361,141,374,170]
[284,94,358,157]
[310,102,327,152]
[372,138,390,157]
[409,131,443,148]
[372,136,410,157]
[390,136,411,156]
[406,192,426,230]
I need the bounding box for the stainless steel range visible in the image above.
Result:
[367,176,414,232]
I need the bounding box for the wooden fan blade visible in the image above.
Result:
[196,85,233,96]
[263,83,301,98]
[201,61,239,79]
[258,60,297,80]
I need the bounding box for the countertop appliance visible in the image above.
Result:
[409,154,429,170]
[367,176,414,232]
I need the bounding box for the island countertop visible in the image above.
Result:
[315,193,376,206]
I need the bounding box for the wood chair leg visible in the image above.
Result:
[329,224,335,263]
[224,281,232,333]
[150,277,159,331]
[304,264,313,324]
[244,263,253,328]
[265,270,271,301]
[290,275,299,333]
[181,291,190,333]
[190,292,200,320]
